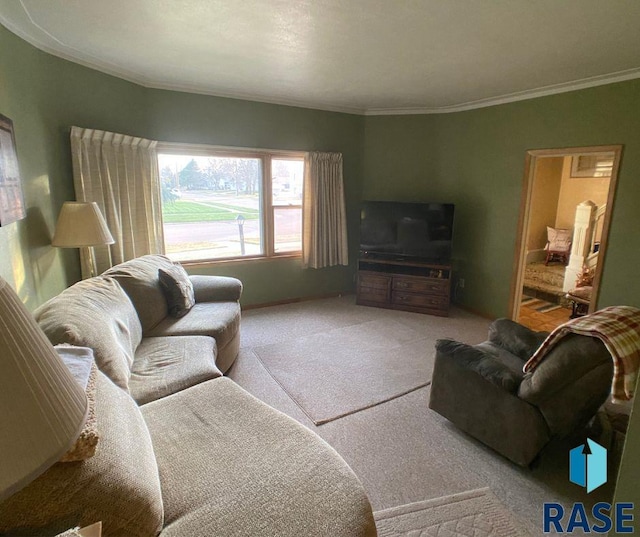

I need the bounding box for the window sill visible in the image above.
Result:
[179,252,302,269]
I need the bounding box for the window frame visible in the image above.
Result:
[269,154,305,256]
[157,142,306,265]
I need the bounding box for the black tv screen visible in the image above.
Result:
[359,201,454,263]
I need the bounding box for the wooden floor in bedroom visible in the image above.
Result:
[518,301,572,332]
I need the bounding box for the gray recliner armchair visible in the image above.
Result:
[428,319,614,466]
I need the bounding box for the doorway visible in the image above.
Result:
[509,146,622,330]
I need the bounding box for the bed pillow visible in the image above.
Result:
[158,264,195,318]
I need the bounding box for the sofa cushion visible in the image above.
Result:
[130,336,221,405]
[143,378,376,537]
[148,301,241,350]
[0,371,164,537]
[35,277,142,391]
[158,265,195,318]
[103,254,175,333]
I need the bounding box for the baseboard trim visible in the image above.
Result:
[243,291,353,311]
[244,294,497,321]
[454,303,497,321]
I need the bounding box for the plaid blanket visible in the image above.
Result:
[523,306,640,402]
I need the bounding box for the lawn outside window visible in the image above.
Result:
[157,143,304,263]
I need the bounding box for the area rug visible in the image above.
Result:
[374,488,532,536]
[252,317,435,425]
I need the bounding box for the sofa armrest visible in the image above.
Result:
[487,318,548,361]
[190,275,243,302]
[435,339,522,393]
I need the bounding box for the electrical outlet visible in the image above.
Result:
[459,278,465,288]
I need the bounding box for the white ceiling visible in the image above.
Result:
[2,0,640,115]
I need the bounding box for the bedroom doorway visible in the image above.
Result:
[509,145,622,330]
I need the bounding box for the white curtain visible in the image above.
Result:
[302,152,349,268]
[70,127,164,277]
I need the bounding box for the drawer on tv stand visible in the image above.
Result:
[357,273,391,304]
[392,276,449,296]
[358,273,391,290]
[392,291,448,310]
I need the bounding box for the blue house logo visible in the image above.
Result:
[569,438,607,493]
[542,439,634,533]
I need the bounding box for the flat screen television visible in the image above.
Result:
[359,201,454,263]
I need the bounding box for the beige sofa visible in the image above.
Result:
[34,254,241,405]
[0,255,377,537]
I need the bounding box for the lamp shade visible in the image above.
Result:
[0,277,88,501]
[52,202,114,247]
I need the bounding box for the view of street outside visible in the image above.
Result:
[158,154,303,261]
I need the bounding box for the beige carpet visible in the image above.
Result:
[245,296,491,425]
[252,318,434,424]
[374,488,531,537]
[232,296,615,534]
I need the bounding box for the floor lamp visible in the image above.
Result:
[52,202,114,278]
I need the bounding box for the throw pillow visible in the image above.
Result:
[158,264,195,318]
[55,344,99,462]
[546,226,572,251]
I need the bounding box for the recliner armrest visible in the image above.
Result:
[487,318,548,361]
[190,275,243,302]
[435,339,522,393]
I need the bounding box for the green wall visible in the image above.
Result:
[0,25,148,308]
[364,80,640,318]
[0,25,363,308]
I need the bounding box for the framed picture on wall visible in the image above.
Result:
[570,152,614,178]
[0,114,26,226]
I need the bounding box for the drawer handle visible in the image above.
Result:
[396,282,409,288]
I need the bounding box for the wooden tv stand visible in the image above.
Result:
[356,257,451,317]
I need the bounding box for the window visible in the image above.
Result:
[158,145,304,262]
[570,152,614,178]
[272,158,304,253]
